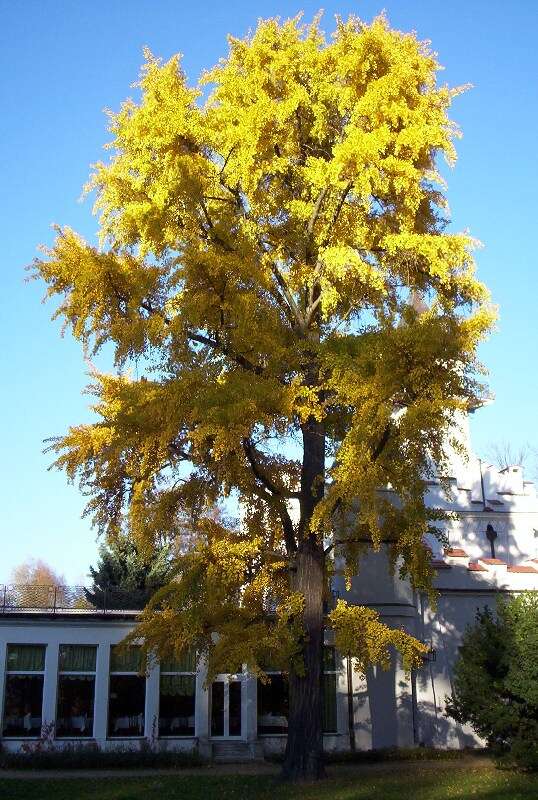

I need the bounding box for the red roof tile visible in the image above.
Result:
[507,565,538,574]
[479,558,506,565]
[445,548,468,557]
[468,562,486,572]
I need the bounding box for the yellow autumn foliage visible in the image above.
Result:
[34,14,493,686]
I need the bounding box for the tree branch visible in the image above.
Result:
[270,265,305,330]
[187,332,265,376]
[202,195,237,205]
[371,422,393,462]
[241,437,299,554]
[304,292,323,328]
[198,199,235,253]
[247,479,298,556]
[324,536,397,555]
[139,302,264,379]
[307,187,330,238]
[219,145,236,175]
[242,438,300,500]
[167,441,191,460]
[140,299,170,325]
[321,182,353,248]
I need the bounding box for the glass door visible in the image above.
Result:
[210,677,242,738]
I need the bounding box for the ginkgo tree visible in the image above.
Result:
[33,14,493,780]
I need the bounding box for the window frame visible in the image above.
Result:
[2,643,47,739]
[55,644,98,740]
[256,645,339,737]
[107,645,146,739]
[321,645,338,734]
[158,651,197,739]
[257,669,289,737]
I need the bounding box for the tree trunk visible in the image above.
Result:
[282,412,326,781]
[282,536,326,781]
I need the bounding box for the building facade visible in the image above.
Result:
[2,417,538,758]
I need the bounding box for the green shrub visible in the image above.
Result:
[265,747,478,765]
[0,744,201,771]
[324,747,477,764]
[446,591,538,770]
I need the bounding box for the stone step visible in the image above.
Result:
[211,740,254,763]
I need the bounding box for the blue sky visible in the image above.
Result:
[1,0,537,583]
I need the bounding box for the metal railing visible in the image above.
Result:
[0,584,144,614]
[0,585,342,615]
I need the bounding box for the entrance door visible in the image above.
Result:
[210,677,242,738]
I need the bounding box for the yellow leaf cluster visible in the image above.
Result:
[329,599,428,674]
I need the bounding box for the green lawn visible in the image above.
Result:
[1,765,537,800]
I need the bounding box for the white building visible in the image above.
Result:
[2,415,538,759]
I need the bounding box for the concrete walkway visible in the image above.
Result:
[0,756,493,780]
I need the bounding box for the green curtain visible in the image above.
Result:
[322,673,337,733]
[6,644,45,671]
[59,645,97,672]
[110,645,142,673]
[160,649,197,673]
[160,674,195,697]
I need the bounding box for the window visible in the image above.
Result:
[108,646,145,737]
[257,672,289,734]
[56,645,97,738]
[158,651,196,737]
[257,646,338,735]
[2,644,46,737]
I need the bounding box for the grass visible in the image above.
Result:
[1,763,538,800]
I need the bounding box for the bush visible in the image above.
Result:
[446,591,538,770]
[0,743,202,771]
[265,746,478,765]
[324,747,478,764]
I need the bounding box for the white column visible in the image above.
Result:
[93,642,110,743]
[396,656,415,747]
[354,667,372,750]
[144,660,160,741]
[42,641,59,735]
[244,671,260,757]
[195,658,210,757]
[0,641,6,733]
[336,654,348,739]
